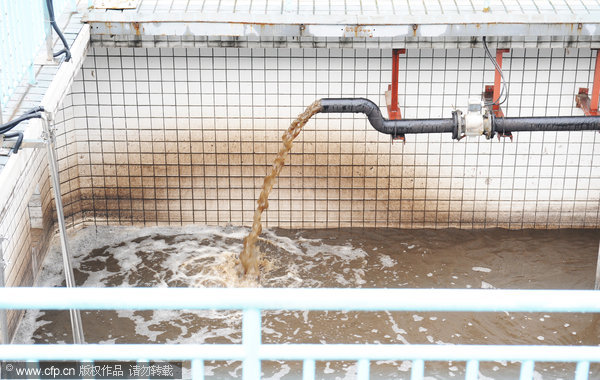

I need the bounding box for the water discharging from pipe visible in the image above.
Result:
[240,100,323,276]
[238,97,600,276]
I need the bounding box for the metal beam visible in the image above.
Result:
[84,12,600,38]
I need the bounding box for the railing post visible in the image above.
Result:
[356,359,369,380]
[465,360,479,380]
[192,359,204,380]
[242,308,261,380]
[575,361,590,380]
[302,359,315,380]
[410,359,424,380]
[42,114,85,344]
[519,360,534,380]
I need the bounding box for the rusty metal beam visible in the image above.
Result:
[83,11,600,39]
[576,50,600,117]
[576,88,597,116]
[591,49,600,115]
[492,49,510,117]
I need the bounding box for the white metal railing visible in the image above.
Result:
[0,287,599,380]
[0,0,72,112]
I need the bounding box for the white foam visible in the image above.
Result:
[472,267,492,273]
[263,362,291,380]
[379,254,395,267]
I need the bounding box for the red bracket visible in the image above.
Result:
[575,49,600,116]
[385,49,406,142]
[386,49,405,121]
[483,48,510,118]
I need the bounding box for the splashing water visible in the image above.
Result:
[239,100,323,276]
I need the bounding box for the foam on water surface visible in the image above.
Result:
[12,225,600,379]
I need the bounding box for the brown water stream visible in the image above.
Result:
[239,100,322,276]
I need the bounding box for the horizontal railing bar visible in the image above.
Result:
[1,344,600,362]
[0,344,245,361]
[1,288,599,313]
[258,344,600,362]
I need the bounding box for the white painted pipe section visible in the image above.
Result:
[1,287,599,313]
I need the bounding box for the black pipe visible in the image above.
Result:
[46,0,71,62]
[494,116,600,133]
[0,107,45,154]
[320,98,454,136]
[0,113,43,134]
[3,132,24,153]
[319,98,600,138]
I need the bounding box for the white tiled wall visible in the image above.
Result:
[54,46,600,229]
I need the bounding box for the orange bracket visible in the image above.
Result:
[575,49,600,116]
[385,49,406,141]
[483,48,510,118]
[385,49,405,120]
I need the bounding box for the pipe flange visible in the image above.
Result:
[452,110,463,140]
[486,112,496,140]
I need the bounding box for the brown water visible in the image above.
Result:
[240,100,323,276]
[15,225,600,379]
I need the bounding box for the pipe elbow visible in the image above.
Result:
[320,98,386,132]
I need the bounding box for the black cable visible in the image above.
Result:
[0,112,43,134]
[25,106,45,115]
[2,132,24,153]
[482,36,508,107]
[46,0,71,62]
